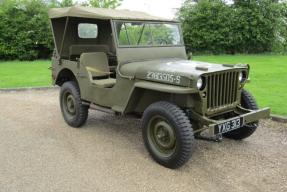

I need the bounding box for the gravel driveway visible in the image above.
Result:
[0,89,286,192]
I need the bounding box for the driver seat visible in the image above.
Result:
[80,52,116,88]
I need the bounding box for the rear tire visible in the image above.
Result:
[141,101,195,169]
[223,89,259,140]
[60,81,89,128]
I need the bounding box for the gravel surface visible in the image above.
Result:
[0,89,286,192]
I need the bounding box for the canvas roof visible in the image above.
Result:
[48,6,177,22]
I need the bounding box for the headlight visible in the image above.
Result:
[239,72,243,82]
[197,77,205,90]
[239,71,247,83]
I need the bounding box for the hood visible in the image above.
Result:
[120,58,248,86]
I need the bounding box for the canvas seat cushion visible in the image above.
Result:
[90,78,116,88]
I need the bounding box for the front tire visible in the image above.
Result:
[223,89,259,140]
[141,101,195,169]
[60,81,89,128]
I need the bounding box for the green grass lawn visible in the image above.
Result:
[0,55,286,116]
[193,55,287,116]
[0,60,51,88]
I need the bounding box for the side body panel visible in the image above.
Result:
[52,58,197,114]
[52,58,134,112]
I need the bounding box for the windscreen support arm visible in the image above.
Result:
[123,23,131,45]
[59,16,69,60]
[137,24,146,45]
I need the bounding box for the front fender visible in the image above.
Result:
[123,80,198,113]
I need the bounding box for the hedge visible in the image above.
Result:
[178,0,287,54]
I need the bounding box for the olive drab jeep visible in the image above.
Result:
[49,6,270,169]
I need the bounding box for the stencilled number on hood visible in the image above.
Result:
[146,71,181,84]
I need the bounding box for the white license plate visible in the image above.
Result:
[215,117,244,134]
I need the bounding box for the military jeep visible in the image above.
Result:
[49,6,270,169]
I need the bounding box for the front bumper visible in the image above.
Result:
[191,107,270,136]
[209,107,270,135]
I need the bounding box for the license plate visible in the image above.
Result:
[215,117,244,134]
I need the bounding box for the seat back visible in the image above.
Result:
[80,52,111,80]
[69,45,110,60]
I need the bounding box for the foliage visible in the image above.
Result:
[273,1,287,53]
[231,0,282,53]
[88,0,122,8]
[60,0,74,7]
[1,0,286,60]
[0,0,122,61]
[179,0,287,54]
[179,0,232,54]
[0,0,53,60]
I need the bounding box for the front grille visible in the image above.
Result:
[206,71,239,110]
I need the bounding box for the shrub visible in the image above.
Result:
[0,0,53,60]
[178,0,286,54]
[0,0,123,60]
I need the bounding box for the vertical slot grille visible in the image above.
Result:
[206,71,239,110]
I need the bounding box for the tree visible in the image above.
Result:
[178,0,285,54]
[179,0,232,54]
[231,0,282,53]
[88,0,122,8]
[273,1,287,52]
[60,0,74,7]
[233,0,280,5]
[0,0,53,60]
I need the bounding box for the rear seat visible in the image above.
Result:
[69,44,110,60]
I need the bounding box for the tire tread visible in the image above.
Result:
[60,81,89,128]
[142,101,195,169]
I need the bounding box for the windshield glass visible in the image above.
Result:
[115,21,182,47]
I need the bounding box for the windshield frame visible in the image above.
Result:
[112,20,184,48]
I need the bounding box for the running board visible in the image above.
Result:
[90,104,116,114]
[82,101,116,114]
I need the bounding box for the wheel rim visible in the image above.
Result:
[63,91,76,116]
[147,115,176,158]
